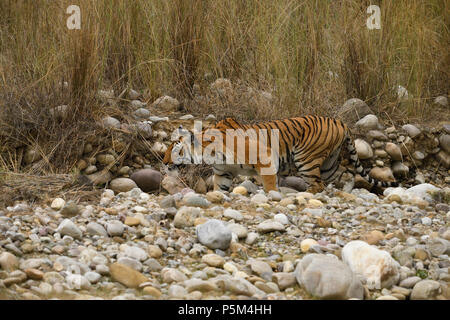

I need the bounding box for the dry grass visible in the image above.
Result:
[0,172,102,207]
[0,0,448,172]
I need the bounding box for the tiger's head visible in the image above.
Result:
[162,125,201,169]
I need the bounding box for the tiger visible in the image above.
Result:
[162,115,398,193]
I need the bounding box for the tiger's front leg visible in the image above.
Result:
[213,168,234,191]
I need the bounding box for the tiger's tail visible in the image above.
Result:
[345,135,399,188]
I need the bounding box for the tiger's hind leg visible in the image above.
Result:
[296,157,326,194]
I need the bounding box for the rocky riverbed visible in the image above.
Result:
[1,83,449,300]
[0,181,449,300]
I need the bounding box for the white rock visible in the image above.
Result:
[354,139,373,159]
[295,254,364,300]
[223,209,243,221]
[251,194,269,204]
[274,213,289,225]
[57,219,82,240]
[196,219,232,250]
[342,240,400,289]
[355,114,379,131]
[51,198,66,210]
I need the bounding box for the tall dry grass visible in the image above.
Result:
[0,0,448,171]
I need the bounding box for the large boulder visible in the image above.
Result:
[338,98,374,126]
[130,169,162,192]
[342,241,400,290]
[295,254,364,300]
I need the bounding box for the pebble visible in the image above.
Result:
[300,239,318,253]
[201,254,225,268]
[223,208,243,221]
[109,263,148,288]
[232,186,248,195]
[57,219,82,239]
[256,221,285,233]
[106,221,125,237]
[51,198,66,210]
[410,280,441,300]
[0,252,18,271]
[86,222,108,237]
[196,219,232,250]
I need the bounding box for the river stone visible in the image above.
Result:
[399,276,422,289]
[86,222,108,237]
[392,162,409,177]
[102,116,121,129]
[110,178,138,193]
[232,186,248,195]
[239,180,258,194]
[117,257,143,271]
[182,194,210,208]
[152,96,180,112]
[410,280,441,300]
[0,252,18,271]
[250,260,273,281]
[206,191,225,203]
[130,169,162,192]
[196,219,232,250]
[57,219,82,240]
[439,134,450,153]
[355,114,379,131]
[106,221,125,237]
[342,241,400,289]
[354,139,373,159]
[251,194,269,204]
[109,263,148,288]
[402,124,421,138]
[212,274,265,297]
[51,198,66,210]
[160,195,176,208]
[174,206,201,228]
[339,98,373,125]
[161,176,184,194]
[295,254,364,300]
[134,108,150,119]
[162,268,188,283]
[435,151,450,169]
[369,167,395,182]
[256,221,285,233]
[201,254,225,268]
[385,143,402,161]
[223,208,243,221]
[226,223,247,239]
